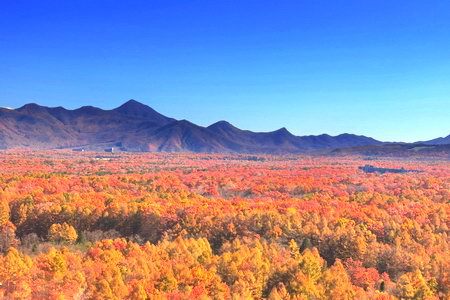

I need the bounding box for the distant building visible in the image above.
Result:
[72,148,85,152]
[105,147,114,153]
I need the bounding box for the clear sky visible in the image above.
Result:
[1,1,449,142]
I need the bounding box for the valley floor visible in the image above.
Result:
[0,151,448,299]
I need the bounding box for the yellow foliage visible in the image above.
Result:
[48,222,78,244]
[395,270,434,299]
[0,247,33,299]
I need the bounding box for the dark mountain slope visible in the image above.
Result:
[144,120,241,152]
[207,121,382,152]
[421,135,450,145]
[207,121,301,151]
[113,99,175,124]
[0,106,80,148]
[0,100,387,153]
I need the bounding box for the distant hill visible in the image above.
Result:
[420,134,450,145]
[331,143,450,158]
[0,100,446,154]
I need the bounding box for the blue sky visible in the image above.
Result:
[1,0,449,142]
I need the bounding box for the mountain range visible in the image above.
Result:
[0,100,448,155]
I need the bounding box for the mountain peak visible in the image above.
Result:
[177,119,193,125]
[208,120,237,130]
[16,103,49,114]
[114,99,174,125]
[274,127,292,136]
[115,99,151,113]
[117,99,146,109]
[75,105,103,114]
[215,120,232,126]
[207,121,245,138]
[18,103,43,110]
[114,99,151,113]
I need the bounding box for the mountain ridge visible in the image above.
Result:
[420,134,450,145]
[0,100,447,154]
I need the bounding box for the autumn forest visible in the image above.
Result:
[0,151,448,299]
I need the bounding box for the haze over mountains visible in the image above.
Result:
[0,100,448,154]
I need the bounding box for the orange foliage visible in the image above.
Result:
[0,150,448,298]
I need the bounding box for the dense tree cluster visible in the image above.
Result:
[0,151,448,299]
